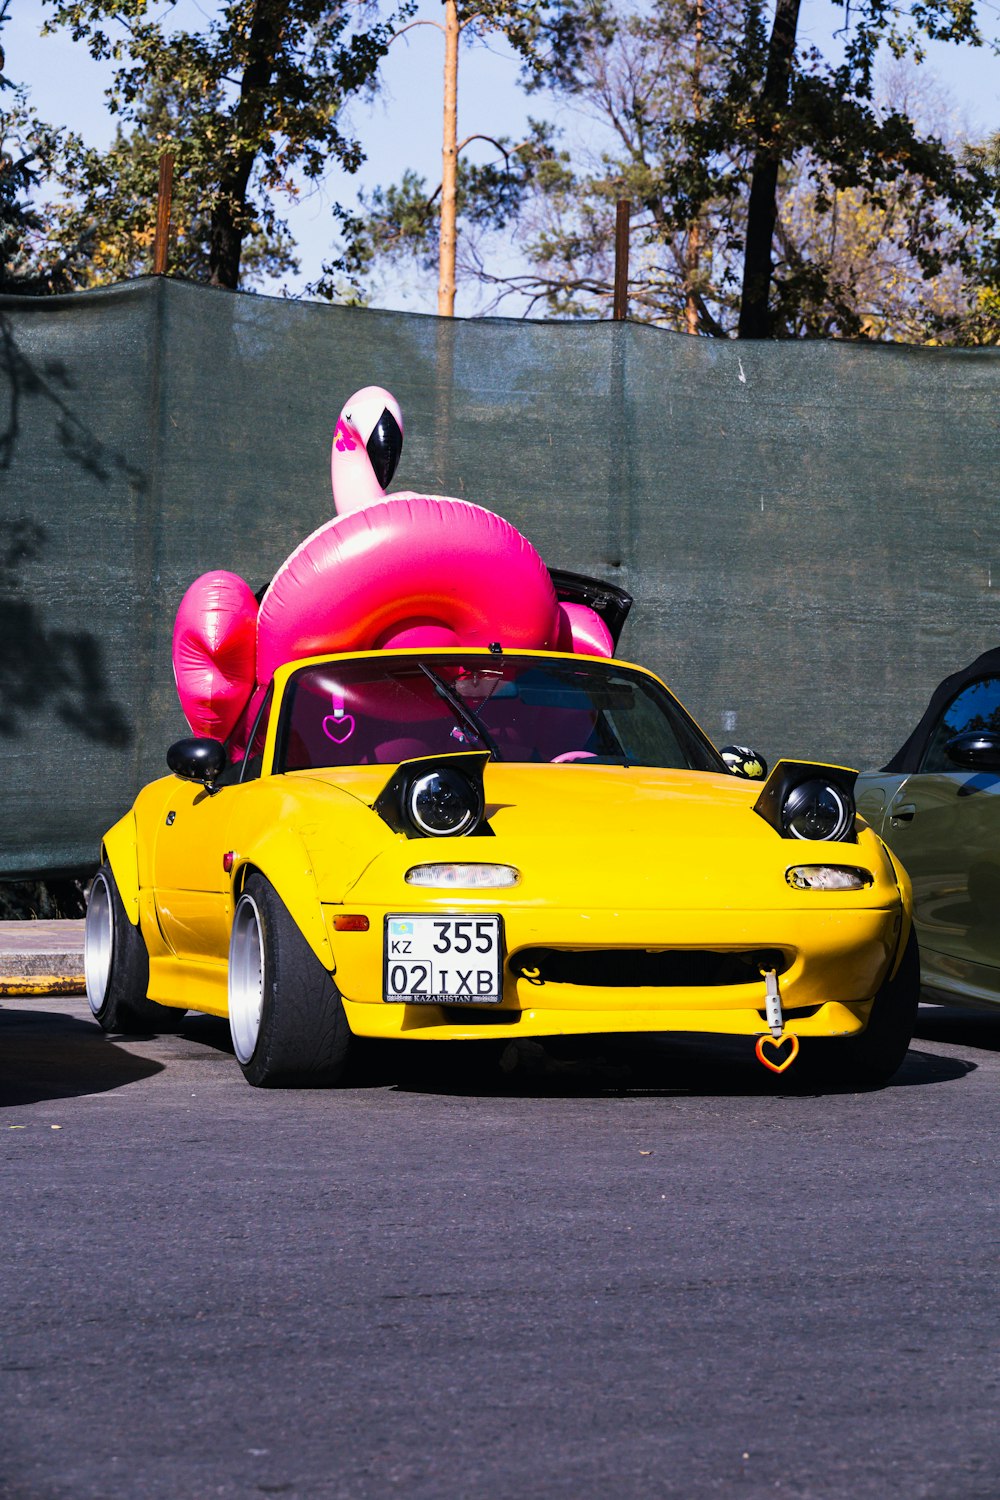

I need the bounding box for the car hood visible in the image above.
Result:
[300,761,754,833]
[292,763,893,911]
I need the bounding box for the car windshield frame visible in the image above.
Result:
[271,653,729,776]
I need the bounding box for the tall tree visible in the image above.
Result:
[42,74,298,287]
[316,0,586,309]
[345,0,999,340]
[735,0,800,336]
[396,0,583,314]
[330,122,559,306]
[680,0,998,336]
[42,0,406,289]
[340,0,748,326]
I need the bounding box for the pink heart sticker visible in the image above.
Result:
[322,713,356,744]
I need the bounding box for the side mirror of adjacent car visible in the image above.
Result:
[944,731,1000,772]
[167,737,228,790]
[720,744,769,780]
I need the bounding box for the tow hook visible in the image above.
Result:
[755,969,800,1074]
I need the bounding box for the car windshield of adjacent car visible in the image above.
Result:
[920,675,1000,772]
[274,655,724,774]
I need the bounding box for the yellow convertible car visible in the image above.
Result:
[85,648,917,1088]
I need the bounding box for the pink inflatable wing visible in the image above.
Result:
[556,602,615,659]
[256,495,561,683]
[172,571,259,740]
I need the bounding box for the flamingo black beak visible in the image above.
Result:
[367,408,403,490]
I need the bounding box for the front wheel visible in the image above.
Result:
[228,874,351,1088]
[801,927,920,1090]
[85,865,182,1033]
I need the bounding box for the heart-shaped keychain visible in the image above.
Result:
[755,1032,800,1074]
[323,712,356,744]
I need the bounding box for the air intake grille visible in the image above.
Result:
[510,948,787,988]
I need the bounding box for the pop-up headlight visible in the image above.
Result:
[407,769,481,837]
[780,779,854,841]
[374,752,491,840]
[753,760,858,843]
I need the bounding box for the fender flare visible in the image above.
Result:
[101,812,141,926]
[232,832,334,974]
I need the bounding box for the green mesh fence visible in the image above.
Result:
[1,276,998,877]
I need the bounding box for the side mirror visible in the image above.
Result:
[720,744,768,781]
[167,737,227,788]
[945,731,1000,772]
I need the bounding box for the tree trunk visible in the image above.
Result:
[684,0,704,337]
[684,217,701,335]
[209,0,285,289]
[737,0,802,339]
[437,0,460,317]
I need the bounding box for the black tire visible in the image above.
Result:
[228,873,351,1088]
[85,864,182,1033]
[799,927,920,1090]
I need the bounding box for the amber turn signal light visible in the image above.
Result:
[333,914,370,932]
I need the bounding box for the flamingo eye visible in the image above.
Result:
[367,408,403,489]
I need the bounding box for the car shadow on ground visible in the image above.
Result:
[343,1031,975,1101]
[0,1006,164,1106]
[913,1003,1000,1053]
[173,1012,234,1054]
[141,1009,979,1102]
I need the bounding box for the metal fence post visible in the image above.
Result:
[153,152,175,276]
[613,199,631,320]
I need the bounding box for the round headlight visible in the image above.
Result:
[407,769,482,837]
[781,779,853,841]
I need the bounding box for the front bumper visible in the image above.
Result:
[325,901,902,1043]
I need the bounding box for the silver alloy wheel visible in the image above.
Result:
[84,871,113,1016]
[229,894,265,1064]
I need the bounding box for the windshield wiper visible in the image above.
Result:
[419,664,503,761]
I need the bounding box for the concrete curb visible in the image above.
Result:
[0,920,85,996]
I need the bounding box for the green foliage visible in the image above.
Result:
[0,4,76,292]
[458,0,598,88]
[318,118,561,299]
[0,98,49,293]
[488,0,999,339]
[12,0,1000,336]
[344,0,998,340]
[655,0,999,337]
[38,0,410,288]
[44,75,298,287]
[930,131,1000,343]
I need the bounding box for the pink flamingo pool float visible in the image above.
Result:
[172,386,613,741]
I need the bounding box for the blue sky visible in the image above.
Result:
[6,0,1000,315]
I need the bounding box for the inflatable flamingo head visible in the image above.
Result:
[332,386,404,515]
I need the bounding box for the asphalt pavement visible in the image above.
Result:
[2,994,998,1500]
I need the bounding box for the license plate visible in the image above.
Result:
[384,915,504,1004]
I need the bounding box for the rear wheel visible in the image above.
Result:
[228,874,351,1088]
[801,927,920,1090]
[85,865,181,1032]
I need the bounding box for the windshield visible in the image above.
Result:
[276,656,724,774]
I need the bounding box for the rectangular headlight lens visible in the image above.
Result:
[405,863,520,888]
[786,865,872,891]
